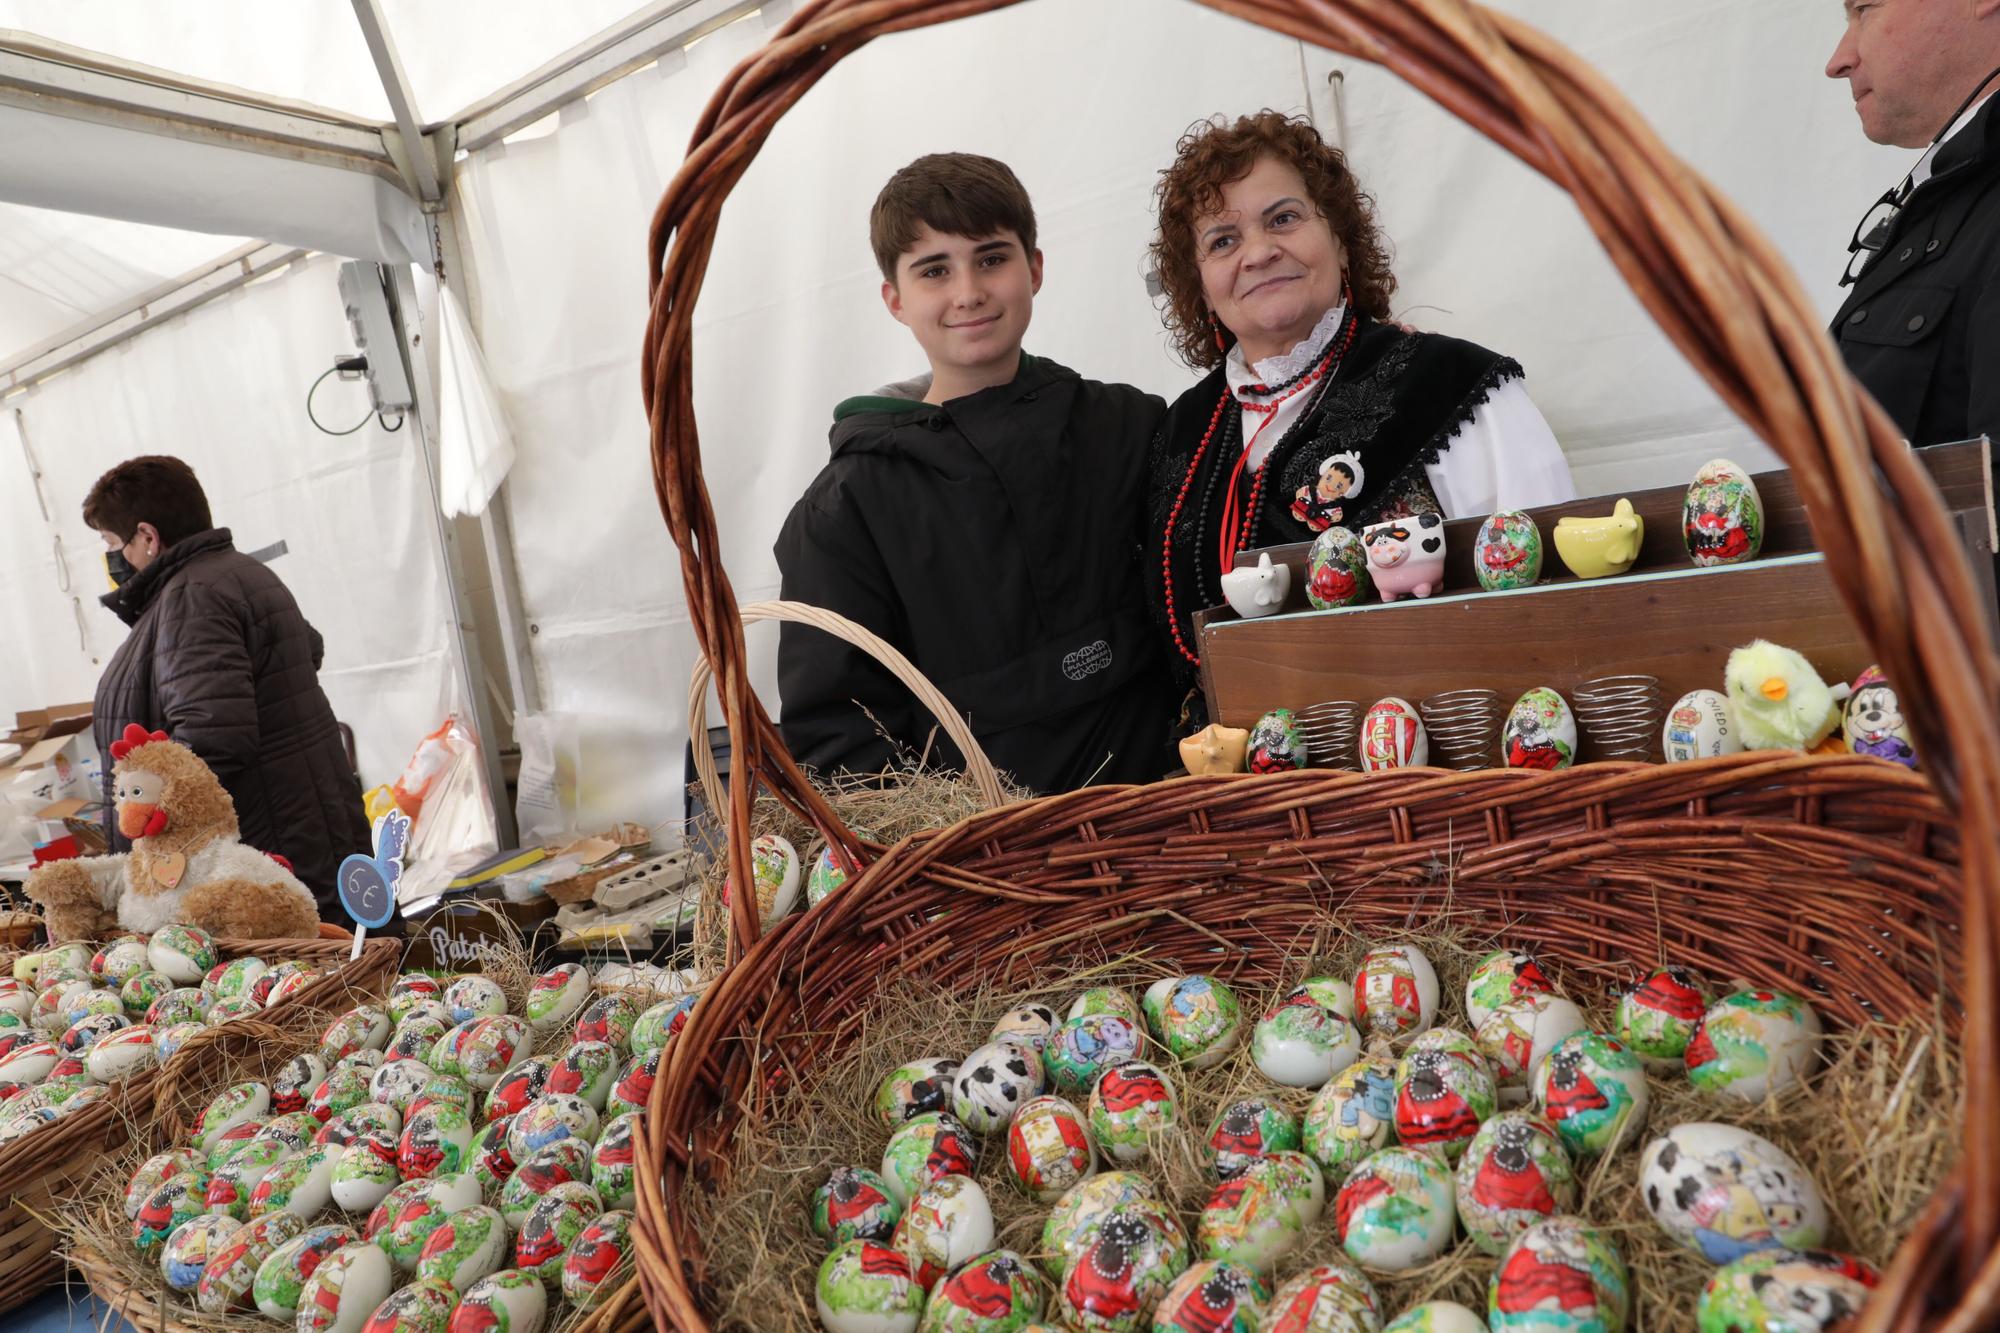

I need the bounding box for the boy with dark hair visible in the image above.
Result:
[775,153,1177,793]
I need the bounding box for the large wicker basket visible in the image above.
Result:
[0,933,400,1314]
[630,2,2000,1330]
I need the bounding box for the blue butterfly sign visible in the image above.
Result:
[339,808,409,956]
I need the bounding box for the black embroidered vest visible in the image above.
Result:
[1144,316,1522,691]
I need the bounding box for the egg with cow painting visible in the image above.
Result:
[815,1240,924,1333]
[444,975,510,1026]
[293,1239,395,1333]
[1686,990,1824,1100]
[159,1212,238,1291]
[1640,1122,1827,1264]
[1696,1248,1880,1332]
[873,1056,960,1129]
[560,1208,634,1309]
[252,1222,358,1320]
[989,1003,1058,1056]
[950,1040,1044,1135]
[454,1268,549,1333]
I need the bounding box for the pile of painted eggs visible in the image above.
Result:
[0,925,333,1149]
[808,944,1868,1333]
[722,831,868,928]
[119,963,695,1331]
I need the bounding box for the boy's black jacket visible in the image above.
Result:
[774,353,1180,794]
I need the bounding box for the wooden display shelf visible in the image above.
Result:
[1195,439,1995,764]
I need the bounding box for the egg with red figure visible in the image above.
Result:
[1393,1046,1497,1164]
[560,1209,634,1309]
[1059,1208,1183,1332]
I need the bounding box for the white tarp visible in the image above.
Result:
[0,253,459,789]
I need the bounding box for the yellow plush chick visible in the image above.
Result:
[1724,640,1849,751]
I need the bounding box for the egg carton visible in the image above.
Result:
[553,851,697,945]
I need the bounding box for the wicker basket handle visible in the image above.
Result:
[685,599,1010,833]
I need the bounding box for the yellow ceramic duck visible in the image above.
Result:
[1723,640,1850,751]
[1554,498,1645,579]
[1178,723,1249,775]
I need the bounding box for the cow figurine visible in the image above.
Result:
[1361,513,1447,601]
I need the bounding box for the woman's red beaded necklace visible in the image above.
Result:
[1160,309,1360,666]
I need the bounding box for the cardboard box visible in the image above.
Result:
[0,705,99,802]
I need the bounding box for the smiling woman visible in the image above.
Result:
[1143,111,1579,714]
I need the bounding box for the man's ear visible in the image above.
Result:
[881,278,908,327]
[134,520,161,552]
[1028,249,1045,297]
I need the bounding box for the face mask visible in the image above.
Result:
[105,548,135,587]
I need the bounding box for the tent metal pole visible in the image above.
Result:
[348,0,442,206]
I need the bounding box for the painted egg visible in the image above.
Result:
[890,1173,996,1290]
[134,1173,212,1264]
[486,1057,555,1124]
[1360,696,1428,770]
[815,1240,924,1333]
[812,1164,904,1244]
[1683,458,1765,568]
[428,1020,481,1079]
[1044,1014,1143,1096]
[1454,1111,1579,1254]
[559,1208,634,1309]
[990,1003,1059,1055]
[160,1212,239,1291]
[605,1048,658,1120]
[1088,1060,1178,1164]
[1334,1147,1457,1270]
[267,966,321,1007]
[444,975,510,1026]
[1384,1302,1490,1331]
[257,1110,324,1154]
[155,1020,208,1064]
[382,1173,482,1269]
[920,1247,1044,1330]
[506,1093,599,1160]
[388,973,444,1023]
[1355,943,1440,1041]
[629,994,697,1060]
[951,1041,1044,1135]
[1252,991,1361,1088]
[147,924,217,984]
[359,1275,458,1333]
[64,987,126,1028]
[207,996,263,1025]
[547,1039,621,1111]
[1477,994,1588,1096]
[320,1006,392,1065]
[1640,1123,1828,1264]
[1685,990,1823,1100]
[388,1014,451,1063]
[522,966,589,1037]
[0,1101,60,1145]
[1612,966,1712,1069]
[1474,509,1545,592]
[873,1056,961,1128]
[317,1101,403,1148]
[207,956,268,1003]
[456,1015,532,1092]
[253,1222,358,1319]
[1396,1041,1498,1163]
[207,1138,292,1219]
[1502,687,1578,770]
[1466,951,1555,1031]
[1307,524,1370,609]
[29,983,77,1034]
[410,1072,476,1120]
[197,1080,271,1151]
[270,1051,328,1114]
[1247,1151,1326,1230]
[147,985,210,1028]
[95,939,151,987]
[310,1064,376,1123]
[297,1241,396,1333]
[1057,1201,1187,1332]
[1155,1259,1269,1333]
[367,1178,428,1245]
[590,1112,639,1210]
[207,1117,274,1172]
[1662,688,1743,764]
[499,1139,593,1228]
[1069,987,1142,1026]
[571,992,640,1053]
[401,997,456,1033]
[196,1210,309,1313]
[399,1100,476,1179]
[1142,975,1244,1069]
[1697,1248,1879,1332]
[1247,708,1309,773]
[251,1144,339,1220]
[369,1058,435,1115]
[516,1185,602,1286]
[469,1117,517,1199]
[1265,1259,1385,1332]
[1488,1216,1629,1331]
[1207,1096,1302,1181]
[417,1202,509,1292]
[1004,1094,1095,1202]
[331,1134,403,1212]
[741,831,803,923]
[125,1148,198,1220]
[453,1268,549,1333]
[1039,1171,1159,1281]
[0,1038,57,1082]
[1197,1172,1303,1277]
[84,1022,154,1080]
[121,971,176,1018]
[1844,664,1917,768]
[1531,1031,1649,1157]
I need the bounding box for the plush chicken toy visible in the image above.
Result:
[25,724,320,942]
[1723,640,1851,752]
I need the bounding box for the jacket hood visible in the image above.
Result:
[827,354,1067,458]
[100,527,236,627]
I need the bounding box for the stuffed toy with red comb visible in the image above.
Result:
[24,723,320,941]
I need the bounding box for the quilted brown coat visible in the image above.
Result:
[92,527,369,916]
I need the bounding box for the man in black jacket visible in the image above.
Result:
[85,456,370,919]
[1826,1,2000,444]
[774,154,1179,794]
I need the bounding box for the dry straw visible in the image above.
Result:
[684,925,1959,1332]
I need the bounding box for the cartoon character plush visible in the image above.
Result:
[24,724,321,941]
[1723,641,1850,752]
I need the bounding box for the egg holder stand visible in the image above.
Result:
[630,1,2000,1329]
[60,916,654,1332]
[0,932,401,1315]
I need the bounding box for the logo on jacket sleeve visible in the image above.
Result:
[1061,640,1114,682]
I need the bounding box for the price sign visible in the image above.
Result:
[337,808,409,958]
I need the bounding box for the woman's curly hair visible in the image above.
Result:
[1151,111,1397,371]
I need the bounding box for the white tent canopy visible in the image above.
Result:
[0,0,1911,846]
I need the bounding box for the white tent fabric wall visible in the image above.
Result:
[0,254,461,790]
